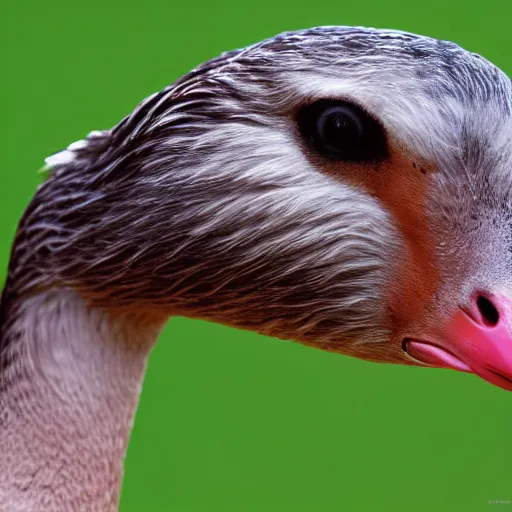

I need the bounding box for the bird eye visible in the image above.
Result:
[297,100,388,162]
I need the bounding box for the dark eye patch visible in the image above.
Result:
[296,99,388,162]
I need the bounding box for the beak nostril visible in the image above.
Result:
[476,295,500,326]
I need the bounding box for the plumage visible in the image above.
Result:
[1,25,512,511]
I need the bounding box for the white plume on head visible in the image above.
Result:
[42,130,107,171]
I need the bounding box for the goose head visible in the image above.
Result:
[9,26,512,390]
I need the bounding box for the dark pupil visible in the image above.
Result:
[318,106,364,153]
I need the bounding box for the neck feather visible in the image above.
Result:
[0,288,163,512]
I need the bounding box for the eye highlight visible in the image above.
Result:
[296,99,388,162]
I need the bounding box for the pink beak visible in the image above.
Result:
[404,294,512,391]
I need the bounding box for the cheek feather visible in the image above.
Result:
[315,149,441,334]
[373,154,440,333]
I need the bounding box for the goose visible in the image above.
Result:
[1,25,512,511]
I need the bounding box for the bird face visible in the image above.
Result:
[256,29,512,390]
[27,27,512,391]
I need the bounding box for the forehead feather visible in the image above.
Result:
[224,27,512,172]
[113,26,512,187]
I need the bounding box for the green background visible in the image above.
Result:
[3,0,511,510]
